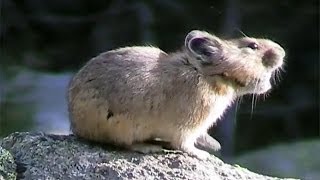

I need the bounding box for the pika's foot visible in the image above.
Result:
[182,146,210,160]
[172,139,210,160]
[128,143,163,154]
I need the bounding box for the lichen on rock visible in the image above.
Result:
[0,145,16,180]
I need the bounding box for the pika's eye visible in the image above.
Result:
[247,42,259,50]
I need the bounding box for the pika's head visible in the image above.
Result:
[185,30,286,95]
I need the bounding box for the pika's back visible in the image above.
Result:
[69,46,166,85]
[68,46,171,114]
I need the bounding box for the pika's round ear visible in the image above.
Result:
[185,30,223,64]
[185,30,203,47]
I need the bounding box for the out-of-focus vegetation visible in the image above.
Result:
[235,139,320,179]
[0,0,318,159]
[0,67,36,135]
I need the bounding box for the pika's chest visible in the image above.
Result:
[205,94,234,122]
[189,93,234,133]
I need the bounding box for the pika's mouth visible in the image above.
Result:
[219,72,272,95]
[211,68,275,95]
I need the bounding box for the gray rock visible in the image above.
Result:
[0,132,298,180]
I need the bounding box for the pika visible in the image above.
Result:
[67,30,285,159]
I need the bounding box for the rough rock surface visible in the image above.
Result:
[0,132,298,180]
[0,146,16,180]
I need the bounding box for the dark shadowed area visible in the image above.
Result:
[0,0,319,179]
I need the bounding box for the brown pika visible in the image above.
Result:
[67,30,285,159]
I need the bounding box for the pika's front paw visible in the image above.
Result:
[184,146,210,160]
[196,133,221,152]
[173,142,211,160]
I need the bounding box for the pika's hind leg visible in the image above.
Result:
[127,143,163,154]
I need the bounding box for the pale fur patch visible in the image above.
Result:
[192,89,235,143]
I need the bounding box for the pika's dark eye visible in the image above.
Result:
[247,42,259,50]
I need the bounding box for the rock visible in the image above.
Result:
[0,145,16,180]
[0,132,298,180]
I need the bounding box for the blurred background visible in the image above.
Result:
[0,0,319,179]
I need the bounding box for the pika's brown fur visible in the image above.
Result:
[67,30,285,159]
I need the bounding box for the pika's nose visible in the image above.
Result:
[262,48,284,68]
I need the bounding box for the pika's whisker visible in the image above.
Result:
[236,28,248,37]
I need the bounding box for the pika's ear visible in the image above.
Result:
[185,30,223,63]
